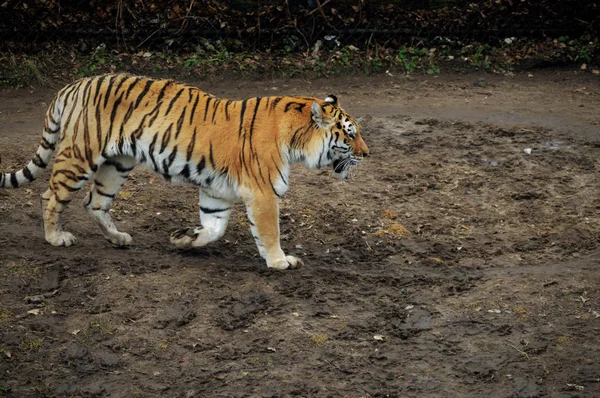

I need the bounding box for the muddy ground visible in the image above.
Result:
[1,69,599,397]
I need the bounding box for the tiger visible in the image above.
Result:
[0,74,369,269]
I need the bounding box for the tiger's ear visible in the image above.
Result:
[325,94,338,106]
[311,101,329,126]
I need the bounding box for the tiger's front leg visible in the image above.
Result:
[245,192,303,270]
[170,190,233,248]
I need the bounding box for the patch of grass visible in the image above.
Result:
[77,314,118,345]
[1,35,597,88]
[0,345,11,358]
[376,210,411,237]
[423,257,446,265]
[311,333,329,347]
[375,223,411,237]
[553,336,573,346]
[20,337,43,352]
[0,54,51,87]
[513,306,529,320]
[0,260,42,279]
[247,355,275,368]
[0,309,12,323]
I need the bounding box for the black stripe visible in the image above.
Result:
[103,75,116,108]
[248,97,261,154]
[160,124,173,154]
[186,127,197,161]
[200,206,231,214]
[131,134,137,157]
[93,75,107,105]
[96,189,115,198]
[269,180,281,198]
[22,167,34,182]
[10,171,19,188]
[209,142,215,168]
[211,99,220,124]
[180,164,190,178]
[113,75,129,97]
[58,181,80,192]
[166,88,184,116]
[156,81,172,104]
[148,133,159,171]
[225,101,231,121]
[81,79,93,108]
[203,97,213,122]
[167,146,178,167]
[108,92,124,139]
[175,108,186,139]
[271,97,283,110]
[33,154,47,168]
[162,159,170,176]
[147,101,163,127]
[135,80,154,108]
[95,95,103,165]
[196,156,206,176]
[273,159,288,185]
[123,102,135,125]
[41,136,56,150]
[289,126,303,150]
[190,93,200,124]
[125,76,142,98]
[84,192,93,207]
[284,101,305,113]
[63,82,80,105]
[104,159,135,173]
[94,180,105,187]
[54,169,80,182]
[238,99,248,137]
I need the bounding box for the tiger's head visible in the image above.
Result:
[310,94,369,179]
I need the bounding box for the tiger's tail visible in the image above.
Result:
[0,96,62,189]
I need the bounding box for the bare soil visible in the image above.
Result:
[1,69,599,397]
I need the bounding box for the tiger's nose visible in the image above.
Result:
[363,150,369,157]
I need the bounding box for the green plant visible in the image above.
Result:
[461,43,491,69]
[396,46,433,73]
[576,41,596,63]
[77,43,107,76]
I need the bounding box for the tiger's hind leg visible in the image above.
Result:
[83,156,136,246]
[42,156,92,247]
[170,190,233,248]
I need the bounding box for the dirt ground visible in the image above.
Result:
[1,69,599,397]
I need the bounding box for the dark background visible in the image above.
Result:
[2,0,598,53]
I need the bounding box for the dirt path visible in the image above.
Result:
[1,69,599,397]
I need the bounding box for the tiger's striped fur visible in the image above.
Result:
[0,74,369,269]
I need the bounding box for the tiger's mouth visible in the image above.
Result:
[332,156,361,179]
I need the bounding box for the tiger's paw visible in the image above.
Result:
[267,255,304,270]
[107,232,132,246]
[46,231,78,247]
[170,227,202,248]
